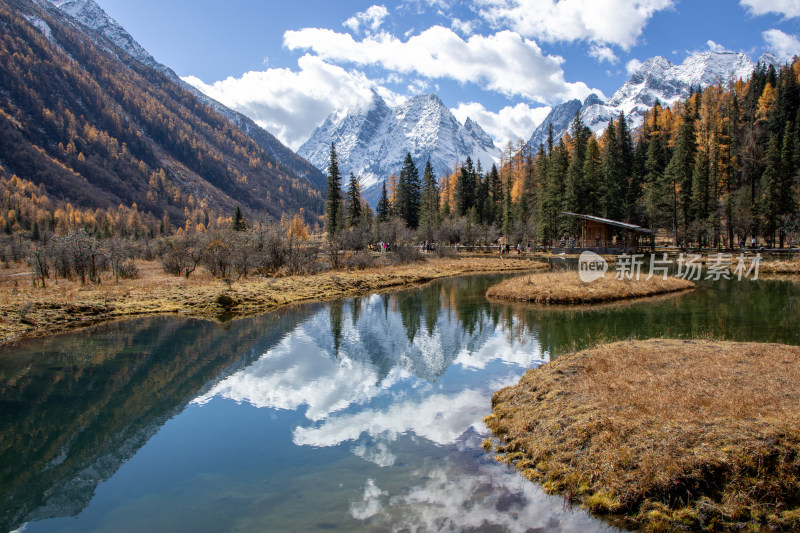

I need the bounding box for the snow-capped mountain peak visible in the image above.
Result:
[464,117,495,150]
[48,0,162,69]
[298,94,501,204]
[530,50,769,151]
[42,0,326,189]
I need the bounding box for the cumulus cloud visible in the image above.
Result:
[626,58,644,75]
[741,0,800,18]
[349,461,620,531]
[343,5,390,34]
[450,17,476,36]
[706,40,730,53]
[407,78,431,94]
[284,26,596,103]
[192,327,387,421]
[182,54,382,150]
[478,0,674,49]
[589,43,619,64]
[763,28,800,61]
[292,389,489,447]
[451,102,552,148]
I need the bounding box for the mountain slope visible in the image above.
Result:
[0,0,322,226]
[298,92,502,205]
[45,0,327,192]
[526,99,582,150]
[528,50,769,151]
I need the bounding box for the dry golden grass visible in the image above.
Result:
[0,255,546,345]
[759,258,800,274]
[486,271,694,304]
[485,339,800,532]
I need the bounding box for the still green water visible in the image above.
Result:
[1,274,798,532]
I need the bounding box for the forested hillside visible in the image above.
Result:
[428,59,800,248]
[0,0,323,235]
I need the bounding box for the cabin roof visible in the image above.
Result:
[561,212,654,234]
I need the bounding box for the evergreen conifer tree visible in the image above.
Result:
[454,157,477,216]
[562,112,591,233]
[346,172,362,227]
[419,161,440,241]
[600,120,625,220]
[488,164,502,226]
[672,111,698,233]
[582,137,602,217]
[325,143,343,239]
[761,133,782,246]
[377,181,390,222]
[396,153,421,228]
[232,206,244,231]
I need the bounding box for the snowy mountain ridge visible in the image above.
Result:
[298,92,502,205]
[528,50,775,151]
[42,0,327,190]
[48,0,164,70]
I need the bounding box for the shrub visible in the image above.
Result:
[387,244,424,265]
[342,250,374,270]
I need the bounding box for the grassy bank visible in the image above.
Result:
[486,271,694,304]
[0,255,546,346]
[759,258,800,274]
[485,339,800,532]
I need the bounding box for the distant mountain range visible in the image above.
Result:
[0,0,324,224]
[2,0,781,222]
[298,92,501,205]
[526,50,777,151]
[297,49,775,204]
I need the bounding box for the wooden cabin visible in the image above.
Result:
[560,212,654,252]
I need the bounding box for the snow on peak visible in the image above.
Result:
[758,52,780,68]
[464,117,495,152]
[672,51,754,88]
[529,50,759,151]
[48,0,163,70]
[298,94,501,204]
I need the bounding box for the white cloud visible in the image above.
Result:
[284,26,596,103]
[450,17,475,36]
[292,389,490,447]
[451,102,552,148]
[706,40,730,53]
[763,28,800,61]
[192,327,389,421]
[349,462,620,532]
[407,78,431,94]
[350,479,387,520]
[589,43,619,64]
[626,58,644,75]
[741,0,800,18]
[344,5,390,34]
[478,0,674,49]
[183,55,384,150]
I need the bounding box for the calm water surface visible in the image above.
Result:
[1,273,798,532]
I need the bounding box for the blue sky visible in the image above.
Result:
[93,0,800,150]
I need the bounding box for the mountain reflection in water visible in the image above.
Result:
[3,274,797,532]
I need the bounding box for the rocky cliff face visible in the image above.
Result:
[299,92,501,205]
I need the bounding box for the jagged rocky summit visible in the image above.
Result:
[298,92,501,205]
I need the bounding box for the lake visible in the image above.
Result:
[1,273,798,532]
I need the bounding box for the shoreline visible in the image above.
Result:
[486,271,695,305]
[485,338,800,532]
[0,255,547,347]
